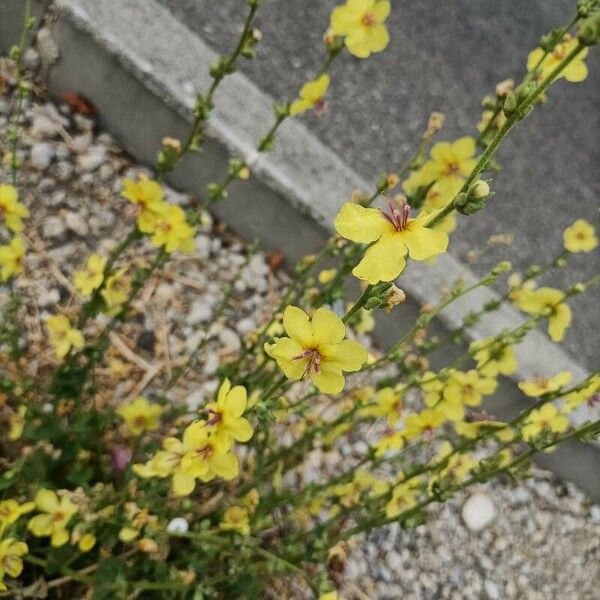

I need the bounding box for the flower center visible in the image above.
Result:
[196,444,213,459]
[380,195,411,231]
[445,162,461,177]
[534,377,549,390]
[292,347,322,379]
[361,12,377,27]
[206,409,223,426]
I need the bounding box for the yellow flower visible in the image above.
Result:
[46,315,84,359]
[521,404,569,441]
[77,533,97,552]
[433,369,497,421]
[319,593,339,600]
[469,338,518,378]
[436,441,477,482]
[219,506,250,535]
[454,420,514,443]
[204,379,253,446]
[385,483,418,518]
[265,306,368,394]
[374,428,405,457]
[349,305,375,335]
[119,526,140,542]
[359,386,403,425]
[0,499,35,526]
[334,196,448,284]
[419,137,478,203]
[403,409,446,441]
[0,538,28,591]
[318,267,337,284]
[28,489,78,547]
[180,421,239,484]
[563,218,598,253]
[518,371,572,397]
[290,74,330,116]
[101,268,130,314]
[563,375,600,412]
[527,34,588,83]
[121,175,164,211]
[118,397,163,436]
[138,202,196,253]
[516,287,572,342]
[0,236,26,281]
[331,0,391,58]
[0,184,30,232]
[8,405,27,441]
[73,253,107,296]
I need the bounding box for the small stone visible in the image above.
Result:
[218,327,240,352]
[31,114,58,139]
[590,505,600,522]
[42,216,66,239]
[30,142,55,170]
[55,161,74,182]
[63,211,89,236]
[461,492,496,531]
[77,146,107,172]
[202,352,219,375]
[37,288,60,308]
[71,133,92,153]
[236,317,256,336]
[187,299,213,325]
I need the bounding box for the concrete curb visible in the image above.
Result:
[2,0,599,498]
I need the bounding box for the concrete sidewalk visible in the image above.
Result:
[158,0,600,373]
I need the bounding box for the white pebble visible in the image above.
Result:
[461,492,497,531]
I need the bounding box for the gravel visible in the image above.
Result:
[1,54,599,600]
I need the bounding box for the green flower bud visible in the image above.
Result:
[472,180,490,199]
[503,91,518,115]
[578,11,600,46]
[491,260,512,275]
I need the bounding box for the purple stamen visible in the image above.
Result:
[292,348,321,380]
[380,195,411,231]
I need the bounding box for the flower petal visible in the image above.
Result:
[401,224,448,260]
[353,234,407,284]
[283,306,313,347]
[324,339,368,372]
[225,386,247,418]
[311,368,346,394]
[312,308,346,346]
[335,202,391,243]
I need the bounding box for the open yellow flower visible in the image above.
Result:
[430,369,497,421]
[180,421,239,483]
[46,315,84,359]
[469,338,518,378]
[403,409,447,441]
[334,196,448,284]
[527,34,588,83]
[0,184,29,232]
[265,306,368,394]
[319,593,339,600]
[521,404,569,441]
[385,482,418,518]
[0,499,35,526]
[101,268,130,314]
[563,375,600,412]
[436,441,478,482]
[118,397,163,436]
[219,506,250,535]
[419,137,477,202]
[121,175,164,212]
[290,74,330,116]
[518,371,572,397]
[455,420,514,443]
[28,489,78,547]
[359,386,403,425]
[563,218,598,253]
[73,253,107,296]
[0,538,28,591]
[516,287,572,342]
[331,0,390,58]
[204,379,253,446]
[138,202,196,253]
[0,236,26,281]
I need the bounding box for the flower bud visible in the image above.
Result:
[578,11,600,46]
[422,111,445,140]
[386,173,400,189]
[472,180,490,199]
[503,91,518,115]
[495,79,514,97]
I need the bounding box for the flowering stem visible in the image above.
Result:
[425,42,587,229]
